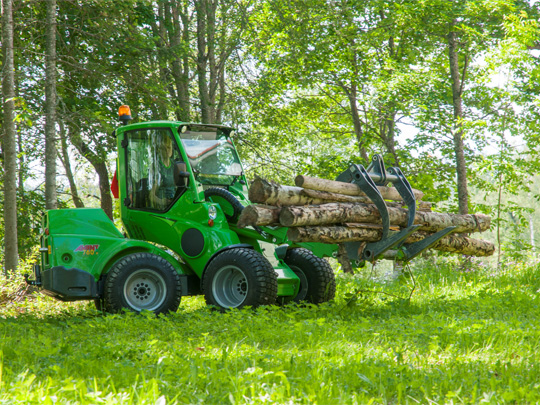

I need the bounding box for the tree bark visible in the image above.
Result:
[295,175,424,201]
[447,26,469,215]
[249,177,328,206]
[287,226,494,257]
[337,244,354,274]
[2,0,18,274]
[45,0,57,210]
[195,0,211,123]
[69,127,113,220]
[58,120,84,208]
[238,201,433,229]
[170,1,190,121]
[237,204,281,228]
[301,188,432,211]
[279,202,490,233]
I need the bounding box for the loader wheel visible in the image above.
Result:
[285,248,336,304]
[203,248,277,310]
[204,187,244,222]
[103,253,182,314]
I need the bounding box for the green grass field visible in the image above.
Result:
[1,257,539,404]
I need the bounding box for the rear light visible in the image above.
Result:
[44,228,50,235]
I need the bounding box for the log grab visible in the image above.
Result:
[336,155,456,263]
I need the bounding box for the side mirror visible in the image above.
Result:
[174,162,190,188]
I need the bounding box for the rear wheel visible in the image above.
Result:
[285,248,336,304]
[203,248,277,310]
[103,253,182,314]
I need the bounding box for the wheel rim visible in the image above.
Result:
[212,265,248,308]
[123,269,167,311]
[290,265,308,301]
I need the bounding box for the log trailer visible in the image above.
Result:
[26,106,465,314]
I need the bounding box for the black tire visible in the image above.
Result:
[103,252,182,314]
[204,187,244,222]
[203,248,277,310]
[285,248,336,304]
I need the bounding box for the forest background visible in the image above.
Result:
[1,0,540,272]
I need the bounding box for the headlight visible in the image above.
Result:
[208,205,217,220]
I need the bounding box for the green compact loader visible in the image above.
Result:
[26,107,336,313]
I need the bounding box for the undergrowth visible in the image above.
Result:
[1,256,539,404]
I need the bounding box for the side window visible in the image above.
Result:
[125,128,184,211]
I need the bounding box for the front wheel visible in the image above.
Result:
[203,248,277,310]
[285,248,336,304]
[103,253,182,314]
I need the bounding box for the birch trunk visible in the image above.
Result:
[287,226,494,257]
[448,26,469,215]
[250,177,427,207]
[279,203,490,233]
[45,0,57,209]
[301,188,432,211]
[249,177,327,206]
[237,205,281,228]
[2,0,18,273]
[295,175,424,201]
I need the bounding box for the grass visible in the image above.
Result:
[1,256,539,404]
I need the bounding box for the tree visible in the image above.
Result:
[44,0,57,210]
[2,0,18,274]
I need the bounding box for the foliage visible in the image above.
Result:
[1,258,540,403]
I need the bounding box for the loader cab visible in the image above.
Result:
[116,119,250,269]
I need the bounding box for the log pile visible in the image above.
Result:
[238,176,495,259]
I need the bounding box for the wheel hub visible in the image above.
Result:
[212,265,249,308]
[124,269,167,311]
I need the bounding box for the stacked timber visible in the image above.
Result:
[238,176,495,258]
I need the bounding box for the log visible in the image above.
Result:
[287,226,495,257]
[296,175,425,201]
[249,177,432,210]
[237,205,281,228]
[249,177,327,206]
[301,188,433,211]
[279,202,491,234]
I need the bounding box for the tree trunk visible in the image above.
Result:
[2,0,18,274]
[45,0,57,210]
[69,128,113,220]
[170,1,190,121]
[295,175,424,201]
[287,226,494,257]
[95,161,113,220]
[206,0,217,123]
[58,120,84,208]
[195,0,211,123]
[279,202,490,233]
[342,48,369,162]
[447,27,469,215]
[337,244,354,274]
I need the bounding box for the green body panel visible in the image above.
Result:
[40,209,190,280]
[40,120,337,300]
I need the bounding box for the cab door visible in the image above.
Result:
[120,127,188,247]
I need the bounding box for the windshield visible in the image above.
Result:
[179,126,242,185]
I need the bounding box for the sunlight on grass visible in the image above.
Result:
[1,257,540,403]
